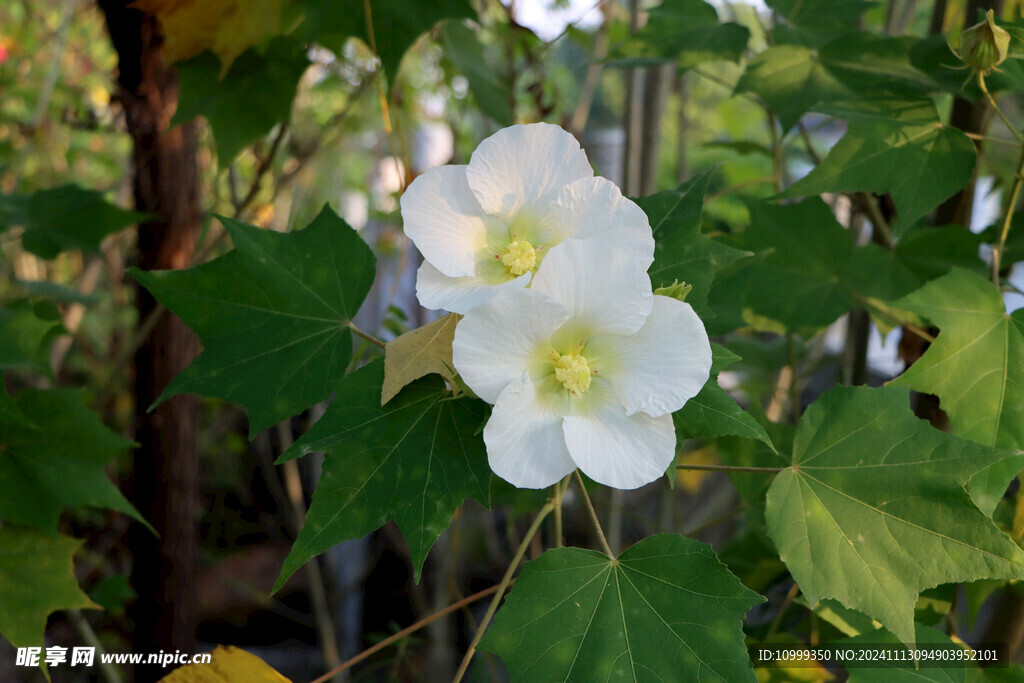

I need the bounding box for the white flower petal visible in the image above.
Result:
[550,177,655,260]
[484,373,576,489]
[401,165,488,278]
[562,381,676,489]
[415,261,529,314]
[466,123,593,219]
[592,295,712,417]
[532,238,653,336]
[453,288,568,403]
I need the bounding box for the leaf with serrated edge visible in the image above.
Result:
[635,169,750,318]
[766,385,1024,645]
[674,343,776,451]
[382,313,461,405]
[778,98,975,231]
[132,206,376,436]
[274,360,490,587]
[0,387,148,532]
[0,527,98,649]
[480,533,765,682]
[890,268,1024,451]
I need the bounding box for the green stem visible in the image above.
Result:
[347,321,386,348]
[993,143,1024,286]
[552,474,571,549]
[978,73,1024,145]
[676,463,785,474]
[452,502,555,683]
[574,471,614,557]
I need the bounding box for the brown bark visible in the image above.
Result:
[98,1,202,674]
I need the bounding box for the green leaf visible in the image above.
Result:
[0,185,148,259]
[894,225,986,281]
[12,278,100,304]
[274,360,490,588]
[0,527,97,648]
[0,387,147,532]
[738,198,854,330]
[844,624,966,682]
[0,301,62,375]
[766,385,1024,645]
[610,0,748,71]
[778,98,976,230]
[132,206,376,436]
[736,45,852,131]
[890,269,1024,450]
[674,343,776,451]
[479,534,765,682]
[300,0,475,81]
[440,21,513,126]
[635,169,750,318]
[767,0,871,44]
[172,36,308,164]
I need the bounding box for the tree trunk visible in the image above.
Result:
[98,2,202,676]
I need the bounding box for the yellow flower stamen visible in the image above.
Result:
[500,240,537,277]
[553,352,592,395]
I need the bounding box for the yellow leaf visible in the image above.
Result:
[675,445,718,494]
[382,313,461,406]
[133,0,282,72]
[159,645,291,683]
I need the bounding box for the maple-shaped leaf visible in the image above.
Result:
[0,527,98,649]
[274,360,490,588]
[479,534,765,682]
[674,343,775,450]
[635,169,750,319]
[890,268,1024,450]
[134,0,283,72]
[381,312,460,405]
[778,98,975,230]
[766,385,1024,645]
[0,387,147,532]
[132,206,376,436]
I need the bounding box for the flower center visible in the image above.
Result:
[553,351,592,395]
[500,240,537,277]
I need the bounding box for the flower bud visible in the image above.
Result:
[959,10,1011,75]
[654,279,692,303]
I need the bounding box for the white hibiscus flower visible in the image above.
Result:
[452,239,713,490]
[401,123,654,314]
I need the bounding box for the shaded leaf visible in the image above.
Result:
[0,387,147,532]
[635,169,750,318]
[172,37,308,163]
[890,268,1024,450]
[0,185,148,259]
[480,534,765,682]
[382,312,460,405]
[767,0,871,44]
[440,21,513,126]
[133,206,376,436]
[274,361,490,587]
[778,98,976,230]
[300,0,475,81]
[766,385,1024,644]
[674,343,776,450]
[0,301,62,375]
[844,624,964,682]
[159,645,292,682]
[0,527,97,648]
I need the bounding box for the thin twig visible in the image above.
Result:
[348,321,386,348]
[574,471,613,556]
[67,609,121,683]
[993,144,1024,286]
[452,502,555,683]
[978,73,1024,145]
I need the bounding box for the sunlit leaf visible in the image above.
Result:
[274,360,490,588]
[766,385,1024,644]
[480,534,765,682]
[610,0,748,70]
[132,206,376,436]
[0,527,97,649]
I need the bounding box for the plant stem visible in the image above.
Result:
[574,471,614,557]
[978,73,1024,145]
[676,463,785,474]
[767,582,801,640]
[552,474,571,549]
[993,143,1024,286]
[347,321,387,348]
[68,609,121,683]
[452,502,555,682]
[309,582,505,683]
